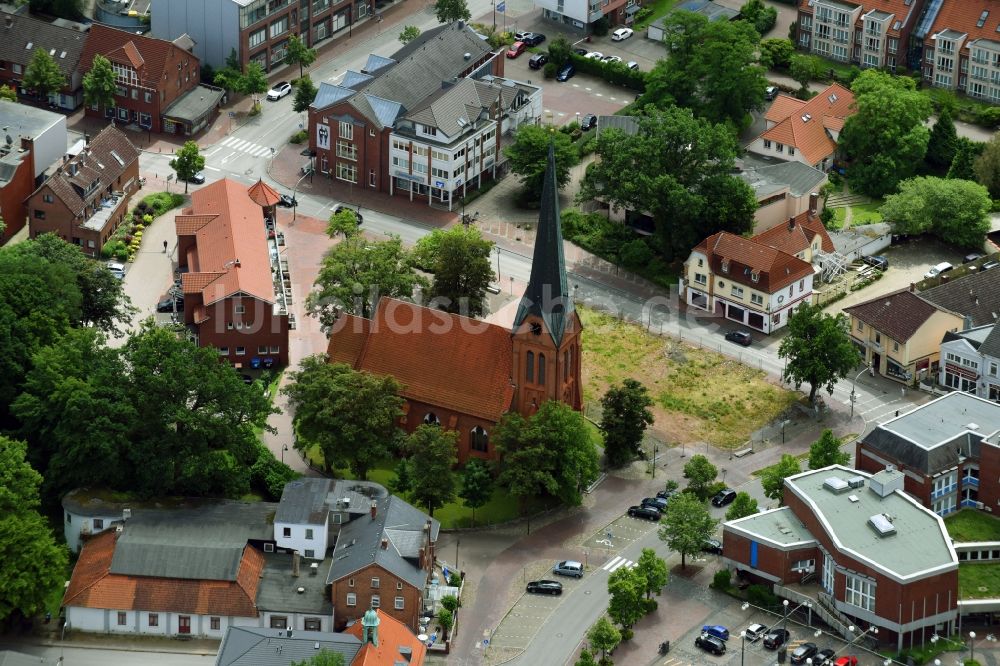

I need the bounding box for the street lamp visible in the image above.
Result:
[494,246,501,283]
[849,363,873,419]
[292,155,314,221]
[282,444,288,464]
[740,630,746,666]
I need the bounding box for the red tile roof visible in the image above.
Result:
[752,210,835,256]
[63,531,263,617]
[843,289,945,342]
[759,84,855,166]
[693,232,814,293]
[247,179,281,208]
[926,0,1000,48]
[326,298,515,422]
[327,314,371,366]
[79,24,193,91]
[344,609,426,666]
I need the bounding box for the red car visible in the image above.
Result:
[833,657,858,666]
[506,41,527,58]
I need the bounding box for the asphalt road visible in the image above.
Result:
[0,641,215,665]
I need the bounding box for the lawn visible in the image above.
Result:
[959,562,1000,599]
[580,308,797,449]
[635,0,677,29]
[945,509,1000,542]
[830,202,883,229]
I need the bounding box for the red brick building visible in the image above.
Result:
[0,10,87,110]
[26,125,140,257]
[723,465,959,653]
[79,24,223,136]
[175,178,289,368]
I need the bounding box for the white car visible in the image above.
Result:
[106,261,126,280]
[612,27,633,41]
[602,55,623,64]
[924,261,954,280]
[584,51,604,60]
[266,81,292,100]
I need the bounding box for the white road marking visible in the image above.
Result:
[203,147,223,158]
[220,152,238,164]
[601,556,637,572]
[204,165,221,171]
[251,146,272,157]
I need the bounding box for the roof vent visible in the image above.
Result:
[868,513,896,537]
[824,477,849,494]
[122,508,132,520]
[310,562,319,575]
[463,52,471,60]
[848,495,859,503]
[297,586,306,594]
[968,422,981,431]
[848,476,865,489]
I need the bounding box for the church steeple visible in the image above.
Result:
[512,142,573,347]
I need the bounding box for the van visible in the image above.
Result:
[552,560,584,578]
[924,262,953,280]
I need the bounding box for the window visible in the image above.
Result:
[131,88,138,100]
[857,321,864,332]
[12,63,20,74]
[470,426,488,452]
[423,413,440,426]
[776,143,784,153]
[218,347,230,356]
[348,578,355,587]
[371,595,380,608]
[730,285,744,298]
[822,552,834,594]
[339,121,353,140]
[270,616,288,629]
[33,209,45,220]
[305,617,321,631]
[371,577,380,588]
[236,346,245,356]
[845,574,875,611]
[893,341,899,352]
[538,354,546,385]
[337,162,357,183]
[270,16,289,37]
[258,345,268,354]
[337,140,357,160]
[210,617,220,631]
[270,345,280,354]
[148,613,158,627]
[283,527,291,537]
[370,169,376,187]
[305,528,314,539]
[304,549,315,558]
[117,612,127,626]
[751,293,763,306]
[694,273,707,285]
[395,596,405,610]
[396,581,403,590]
[763,139,772,149]
[526,351,534,382]
[991,362,998,377]
[264,543,274,552]
[43,194,53,203]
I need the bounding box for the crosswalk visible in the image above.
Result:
[601,555,638,573]
[216,136,274,158]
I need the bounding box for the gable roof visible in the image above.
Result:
[215,626,362,666]
[843,289,947,342]
[980,322,1000,358]
[0,10,86,79]
[344,609,427,666]
[757,83,855,165]
[692,231,814,293]
[752,210,835,256]
[80,24,194,88]
[925,0,1000,50]
[326,298,515,423]
[405,77,525,136]
[919,266,1000,328]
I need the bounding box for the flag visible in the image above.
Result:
[496,1,505,12]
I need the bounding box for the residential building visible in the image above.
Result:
[746,83,855,171]
[0,102,66,244]
[736,158,829,233]
[79,24,224,135]
[307,22,536,208]
[682,210,834,333]
[536,0,646,33]
[920,266,1000,329]
[919,1,1000,102]
[723,465,959,653]
[843,288,963,383]
[0,10,87,109]
[939,322,1000,399]
[856,391,1000,516]
[326,147,583,463]
[175,178,290,368]
[795,0,927,72]
[273,478,383,559]
[151,0,358,72]
[26,125,140,258]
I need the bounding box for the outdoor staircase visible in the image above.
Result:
[826,192,872,208]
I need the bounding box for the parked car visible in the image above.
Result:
[628,505,662,521]
[602,55,623,64]
[790,642,818,664]
[924,261,954,279]
[965,253,984,263]
[580,113,597,130]
[725,330,752,346]
[506,41,527,58]
[334,204,363,224]
[522,32,546,45]
[813,648,836,665]
[702,625,730,641]
[525,579,563,595]
[106,261,126,280]
[277,194,297,208]
[833,657,858,666]
[695,634,726,655]
[863,255,888,270]
[763,628,790,650]
[765,85,779,100]
[584,51,604,60]
[656,489,676,501]
[528,53,548,69]
[711,488,737,507]
[241,374,254,385]
[612,27,634,40]
[552,560,584,578]
[625,60,639,70]
[983,261,1000,271]
[514,30,530,41]
[267,81,292,100]
[640,496,668,511]
[573,47,588,55]
[556,63,575,81]
[185,171,206,184]
[156,296,184,313]
[702,538,723,554]
[744,623,768,642]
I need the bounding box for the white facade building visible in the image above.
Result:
[939,323,1000,400]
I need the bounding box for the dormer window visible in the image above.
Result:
[721,260,729,274]
[751,271,760,283]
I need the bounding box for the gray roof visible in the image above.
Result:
[341,70,373,89]
[255,552,334,615]
[311,83,355,111]
[0,101,63,140]
[406,77,522,136]
[162,85,224,122]
[674,0,739,21]
[981,323,1000,358]
[214,626,361,666]
[827,222,891,256]
[326,495,439,591]
[862,392,1000,474]
[366,95,404,129]
[725,507,815,547]
[109,501,276,581]
[921,266,1000,328]
[276,478,333,525]
[739,160,827,198]
[942,323,995,351]
[0,10,87,80]
[363,53,396,74]
[785,466,957,581]
[0,149,24,186]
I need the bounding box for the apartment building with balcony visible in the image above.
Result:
[796,0,926,73]
[534,0,642,32]
[920,2,1000,103]
[938,323,1000,399]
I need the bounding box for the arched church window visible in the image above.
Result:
[423,413,440,426]
[538,354,546,386]
[470,426,489,452]
[526,351,534,382]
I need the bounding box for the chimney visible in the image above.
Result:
[909,282,915,293]
[234,259,241,268]
[381,537,389,550]
[292,551,300,577]
[370,500,377,520]
[809,192,819,214]
[787,216,795,230]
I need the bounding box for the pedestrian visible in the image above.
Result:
[163,240,168,253]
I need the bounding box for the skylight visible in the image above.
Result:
[110,150,124,166]
[829,93,838,103]
[979,10,989,28]
[49,48,55,56]
[25,42,32,50]
[60,51,66,59]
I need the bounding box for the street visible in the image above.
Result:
[0,641,216,665]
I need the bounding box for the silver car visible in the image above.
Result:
[552,560,584,578]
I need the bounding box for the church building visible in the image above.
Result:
[325,147,583,462]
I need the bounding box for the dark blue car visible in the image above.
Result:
[556,63,575,82]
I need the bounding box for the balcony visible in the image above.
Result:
[963,476,980,489]
[931,483,958,500]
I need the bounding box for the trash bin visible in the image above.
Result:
[777,647,786,663]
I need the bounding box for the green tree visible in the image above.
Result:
[504,124,579,203]
[495,400,600,511]
[285,34,317,79]
[291,650,346,666]
[789,54,824,94]
[421,225,495,318]
[459,459,493,526]
[307,235,426,328]
[635,547,668,599]
[326,207,362,239]
[293,75,318,114]
[83,54,117,118]
[974,134,1000,198]
[739,0,777,35]
[759,38,793,69]
[839,69,932,197]
[607,565,645,629]
[399,25,421,44]
[587,617,622,661]
[949,137,984,181]
[433,0,471,24]
[778,303,860,403]
[0,85,16,102]
[880,176,991,250]
[390,458,414,496]
[575,650,598,666]
[239,62,269,110]
[600,379,654,468]
[283,356,403,479]
[580,105,756,260]
[725,491,759,520]
[548,36,572,65]
[406,424,458,517]
[438,607,454,639]
[658,491,718,569]
[761,454,801,503]
[808,429,850,470]
[683,454,718,500]
[23,47,65,103]
[926,106,959,171]
[169,140,206,194]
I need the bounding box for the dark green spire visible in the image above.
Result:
[512,142,573,346]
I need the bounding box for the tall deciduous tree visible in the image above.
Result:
[283,356,403,479]
[739,0,777,35]
[682,454,718,500]
[293,75,318,114]
[580,105,756,260]
[607,565,645,629]
[808,429,850,470]
[839,70,932,197]
[0,85,15,102]
[325,207,362,239]
[459,459,493,526]
[949,137,984,181]
[761,454,801,503]
[725,491,759,520]
[23,48,65,103]
[419,225,495,317]
[600,379,654,468]
[307,235,426,328]
[658,492,718,569]
[575,649,598,666]
[285,35,317,79]
[83,54,117,119]
[169,141,205,193]
[974,134,1000,199]
[759,38,793,69]
[586,617,622,661]
[239,62,269,109]
[778,303,860,403]
[433,0,471,24]
[926,106,959,171]
[789,54,824,94]
[880,176,991,250]
[504,125,578,203]
[635,547,668,599]
[405,424,458,517]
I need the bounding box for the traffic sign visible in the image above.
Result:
[496,1,505,12]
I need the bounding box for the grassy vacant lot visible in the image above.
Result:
[945,509,1000,542]
[580,308,797,449]
[830,202,883,229]
[635,0,677,28]
[959,562,1000,599]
